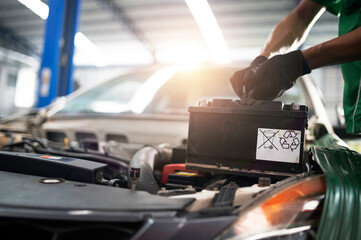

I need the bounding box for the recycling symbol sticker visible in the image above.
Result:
[279,131,300,151]
[256,128,302,163]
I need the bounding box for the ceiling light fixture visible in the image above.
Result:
[185,0,231,64]
[18,1,107,67]
[18,0,49,20]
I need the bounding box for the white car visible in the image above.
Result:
[33,64,332,148]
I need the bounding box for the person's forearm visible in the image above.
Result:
[260,0,324,58]
[302,27,361,69]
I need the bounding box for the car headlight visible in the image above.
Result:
[217,174,325,240]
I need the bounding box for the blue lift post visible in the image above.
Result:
[58,0,82,96]
[37,0,82,108]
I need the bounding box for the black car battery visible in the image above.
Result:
[185,99,308,177]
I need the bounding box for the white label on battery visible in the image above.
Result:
[256,128,301,163]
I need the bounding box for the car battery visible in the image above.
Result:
[185,99,308,177]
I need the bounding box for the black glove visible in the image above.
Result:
[230,55,267,98]
[246,50,311,100]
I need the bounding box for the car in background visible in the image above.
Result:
[28,64,332,148]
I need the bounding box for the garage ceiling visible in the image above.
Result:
[0,0,338,67]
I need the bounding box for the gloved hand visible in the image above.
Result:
[245,50,311,100]
[230,55,267,98]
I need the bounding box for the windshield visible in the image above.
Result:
[58,71,150,114]
[56,66,310,116]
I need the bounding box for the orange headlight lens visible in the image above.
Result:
[219,174,325,239]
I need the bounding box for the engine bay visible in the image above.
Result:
[0,99,322,216]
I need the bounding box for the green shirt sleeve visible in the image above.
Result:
[312,0,341,16]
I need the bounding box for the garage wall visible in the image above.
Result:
[0,48,39,118]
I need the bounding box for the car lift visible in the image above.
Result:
[37,0,82,108]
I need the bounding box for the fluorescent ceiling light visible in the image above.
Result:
[74,32,107,67]
[18,1,107,67]
[185,0,231,64]
[18,0,49,20]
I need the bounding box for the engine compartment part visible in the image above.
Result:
[258,177,271,187]
[165,171,212,190]
[0,122,329,240]
[213,182,238,207]
[161,163,198,184]
[128,146,172,194]
[130,166,141,190]
[186,99,308,177]
[0,122,324,221]
[0,217,144,240]
[2,137,130,172]
[0,151,106,184]
[157,186,197,196]
[0,170,195,221]
[171,183,271,212]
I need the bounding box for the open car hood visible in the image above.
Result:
[0,170,194,222]
[311,134,361,240]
